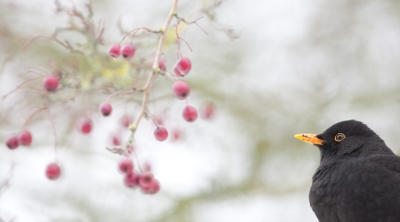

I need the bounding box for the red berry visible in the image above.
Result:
[154,115,165,126]
[46,163,61,180]
[138,172,154,189]
[80,118,92,134]
[140,179,160,194]
[119,114,132,128]
[202,102,216,119]
[172,81,190,100]
[43,75,59,92]
[173,57,192,77]
[158,58,166,71]
[154,127,168,141]
[120,43,136,59]
[173,65,183,77]
[171,128,184,142]
[118,158,133,174]
[112,135,121,146]
[143,161,152,172]
[100,102,112,116]
[152,57,166,71]
[127,144,135,154]
[124,171,139,188]
[6,135,19,149]
[19,130,32,146]
[108,44,121,58]
[182,105,198,122]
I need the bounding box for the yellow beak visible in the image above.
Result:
[294,134,325,145]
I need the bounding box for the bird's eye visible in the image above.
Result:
[334,133,346,142]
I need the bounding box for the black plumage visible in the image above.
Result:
[295,120,400,222]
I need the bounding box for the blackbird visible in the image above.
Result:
[294,120,400,222]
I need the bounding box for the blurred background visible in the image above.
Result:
[1,0,400,221]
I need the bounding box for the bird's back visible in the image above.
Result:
[310,154,400,222]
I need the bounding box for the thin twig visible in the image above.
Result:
[176,15,208,35]
[106,90,134,103]
[118,27,160,45]
[2,77,42,100]
[18,67,48,78]
[22,107,46,130]
[22,36,53,51]
[46,109,58,161]
[124,0,179,151]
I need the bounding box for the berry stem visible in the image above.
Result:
[19,67,47,78]
[22,107,46,130]
[124,0,179,152]
[131,151,144,174]
[22,35,53,51]
[175,15,208,35]
[118,27,159,45]
[2,77,42,100]
[177,36,193,53]
[147,115,160,127]
[175,24,183,59]
[46,109,58,161]
[106,90,134,103]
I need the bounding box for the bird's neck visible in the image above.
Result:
[319,141,394,165]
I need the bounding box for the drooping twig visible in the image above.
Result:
[2,77,42,100]
[46,109,59,161]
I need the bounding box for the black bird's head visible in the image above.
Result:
[295,120,392,162]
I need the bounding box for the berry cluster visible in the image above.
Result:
[108,43,136,59]
[102,26,203,193]
[105,27,200,146]
[118,158,160,194]
[6,130,32,149]
[2,1,216,195]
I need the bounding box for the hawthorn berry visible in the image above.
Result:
[138,172,160,194]
[100,102,112,116]
[152,57,166,71]
[108,44,121,58]
[138,172,154,189]
[120,43,136,59]
[6,135,19,149]
[171,128,184,142]
[127,145,135,155]
[173,57,192,77]
[119,114,132,128]
[154,115,165,126]
[158,58,166,71]
[172,81,190,100]
[201,102,216,119]
[124,171,139,188]
[19,130,32,146]
[154,127,168,141]
[143,161,152,172]
[46,163,61,180]
[173,66,182,77]
[182,105,198,122]
[80,118,93,134]
[112,135,121,146]
[43,75,59,92]
[118,158,133,174]
[140,179,160,194]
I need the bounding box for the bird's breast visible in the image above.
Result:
[310,157,400,222]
